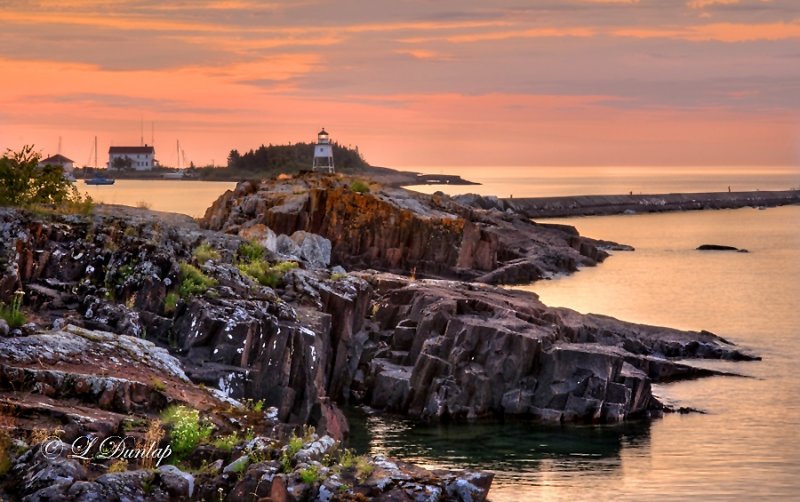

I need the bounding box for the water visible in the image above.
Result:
[348,205,800,500]
[76,167,800,218]
[405,165,800,198]
[79,180,236,217]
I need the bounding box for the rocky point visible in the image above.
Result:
[0,172,759,501]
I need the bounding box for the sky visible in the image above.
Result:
[0,0,799,168]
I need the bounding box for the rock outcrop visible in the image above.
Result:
[697,244,748,252]
[0,178,764,500]
[349,274,756,423]
[201,174,624,285]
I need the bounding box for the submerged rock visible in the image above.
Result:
[697,244,748,252]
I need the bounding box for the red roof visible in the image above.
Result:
[40,154,74,164]
[109,146,155,154]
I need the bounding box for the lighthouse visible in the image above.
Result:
[312,128,335,173]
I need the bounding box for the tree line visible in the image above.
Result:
[225,142,368,173]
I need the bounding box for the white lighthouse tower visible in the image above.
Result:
[312,128,335,173]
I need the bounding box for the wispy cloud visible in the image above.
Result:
[0,0,798,167]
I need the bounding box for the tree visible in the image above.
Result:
[227,149,241,169]
[0,145,90,209]
[111,156,133,171]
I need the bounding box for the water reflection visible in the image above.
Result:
[345,408,652,486]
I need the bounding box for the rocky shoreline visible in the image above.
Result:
[0,173,759,501]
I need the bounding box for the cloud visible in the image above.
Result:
[688,0,740,8]
[613,20,800,41]
[394,49,454,61]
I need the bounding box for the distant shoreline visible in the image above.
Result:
[503,190,800,218]
[73,165,481,187]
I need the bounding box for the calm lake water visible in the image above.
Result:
[406,165,800,198]
[349,205,800,501]
[80,171,800,500]
[79,180,236,217]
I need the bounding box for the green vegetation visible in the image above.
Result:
[0,290,26,328]
[160,405,213,461]
[150,378,166,392]
[279,433,306,473]
[107,459,128,473]
[335,449,373,481]
[330,272,347,281]
[0,145,93,213]
[238,241,265,263]
[177,262,217,298]
[163,291,180,315]
[349,180,370,194]
[355,455,374,480]
[0,428,11,476]
[238,260,298,288]
[213,432,240,453]
[237,241,298,288]
[299,464,321,485]
[191,142,369,180]
[193,242,221,263]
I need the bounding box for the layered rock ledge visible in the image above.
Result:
[201,174,629,285]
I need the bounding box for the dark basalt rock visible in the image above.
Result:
[352,274,756,423]
[200,173,621,285]
[697,244,748,252]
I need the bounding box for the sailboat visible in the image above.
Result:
[83,136,115,185]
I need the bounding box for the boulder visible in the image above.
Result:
[697,244,748,252]
[239,223,278,253]
[290,231,332,268]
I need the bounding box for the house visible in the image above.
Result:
[38,154,75,174]
[108,145,156,171]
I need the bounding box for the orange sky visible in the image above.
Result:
[0,0,798,168]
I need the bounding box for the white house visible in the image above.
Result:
[108,145,156,171]
[38,154,75,174]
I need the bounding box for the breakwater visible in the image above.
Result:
[504,190,800,218]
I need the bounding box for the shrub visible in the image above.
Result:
[0,290,26,328]
[0,145,92,211]
[213,433,239,453]
[238,240,265,263]
[238,260,297,288]
[299,465,321,485]
[279,433,306,473]
[160,405,213,460]
[350,180,370,194]
[355,456,374,481]
[193,242,220,263]
[177,263,216,298]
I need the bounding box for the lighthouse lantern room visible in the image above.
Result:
[312,128,335,173]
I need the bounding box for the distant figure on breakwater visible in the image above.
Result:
[728,186,731,192]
